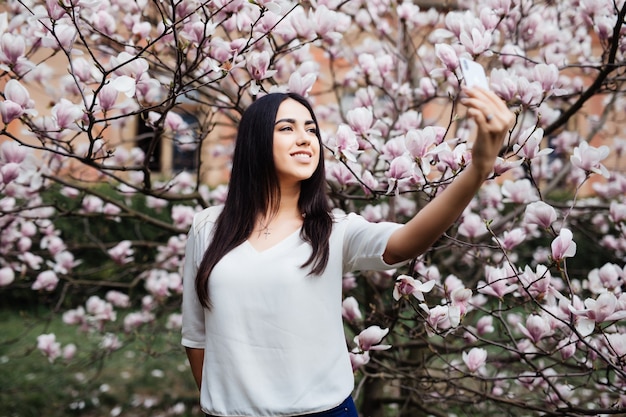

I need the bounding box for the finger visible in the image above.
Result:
[461,89,514,128]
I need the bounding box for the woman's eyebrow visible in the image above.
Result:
[275,118,316,125]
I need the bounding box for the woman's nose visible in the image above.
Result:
[296,129,311,145]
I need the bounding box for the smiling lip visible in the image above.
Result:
[290,151,313,158]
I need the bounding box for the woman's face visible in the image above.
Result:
[272,98,321,187]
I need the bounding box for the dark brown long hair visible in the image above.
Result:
[194,93,332,308]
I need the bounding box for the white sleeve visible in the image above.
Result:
[181,216,206,349]
[342,212,408,273]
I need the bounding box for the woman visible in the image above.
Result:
[182,90,513,417]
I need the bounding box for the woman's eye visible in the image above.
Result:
[279,126,293,131]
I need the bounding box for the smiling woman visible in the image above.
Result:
[271,98,321,192]
[181,90,513,417]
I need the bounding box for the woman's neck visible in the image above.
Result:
[266,183,301,220]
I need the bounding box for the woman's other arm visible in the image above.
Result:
[185,347,205,390]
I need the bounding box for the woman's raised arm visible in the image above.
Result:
[383,87,515,265]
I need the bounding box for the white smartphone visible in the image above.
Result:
[460,58,489,89]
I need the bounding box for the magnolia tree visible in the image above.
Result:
[1,0,625,415]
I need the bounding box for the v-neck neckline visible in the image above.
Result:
[244,227,302,254]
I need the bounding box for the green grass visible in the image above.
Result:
[0,308,200,417]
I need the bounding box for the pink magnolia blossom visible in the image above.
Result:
[386,156,417,193]
[532,63,560,91]
[52,251,80,274]
[247,50,276,80]
[45,0,66,20]
[31,270,59,292]
[288,71,316,97]
[0,140,27,164]
[458,213,487,239]
[61,343,76,361]
[52,98,84,130]
[478,265,518,299]
[342,273,357,292]
[416,77,437,99]
[490,69,518,101]
[100,333,122,352]
[524,201,557,229]
[443,12,464,38]
[516,78,544,106]
[63,306,86,327]
[393,274,436,301]
[346,107,374,136]
[92,10,117,36]
[37,333,61,363]
[569,292,626,336]
[171,205,195,229]
[17,236,31,252]
[44,24,77,51]
[108,240,134,265]
[349,351,370,371]
[460,27,492,55]
[587,263,623,295]
[124,311,155,332]
[326,162,357,188]
[450,286,472,316]
[288,8,316,40]
[463,347,487,373]
[327,124,360,163]
[0,32,25,65]
[551,228,576,261]
[501,179,538,204]
[354,325,391,351]
[609,201,626,224]
[557,338,577,360]
[476,316,494,335]
[444,274,464,295]
[86,296,116,323]
[1,162,20,184]
[435,43,459,71]
[420,304,455,334]
[434,142,468,172]
[494,228,527,251]
[110,75,136,98]
[313,5,341,40]
[404,127,440,163]
[513,127,553,161]
[518,314,552,343]
[518,264,552,299]
[166,313,182,330]
[0,266,14,286]
[492,156,524,176]
[341,296,362,321]
[144,270,174,299]
[571,141,610,177]
[41,235,65,256]
[381,137,408,162]
[106,290,130,308]
[110,52,149,79]
[0,79,35,124]
[97,84,119,112]
[81,195,104,213]
[164,112,187,131]
[603,333,626,358]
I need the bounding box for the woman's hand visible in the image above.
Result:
[460,87,515,178]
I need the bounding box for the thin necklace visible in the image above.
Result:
[257,216,273,240]
[259,224,271,239]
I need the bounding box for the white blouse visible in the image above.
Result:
[182,206,404,416]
